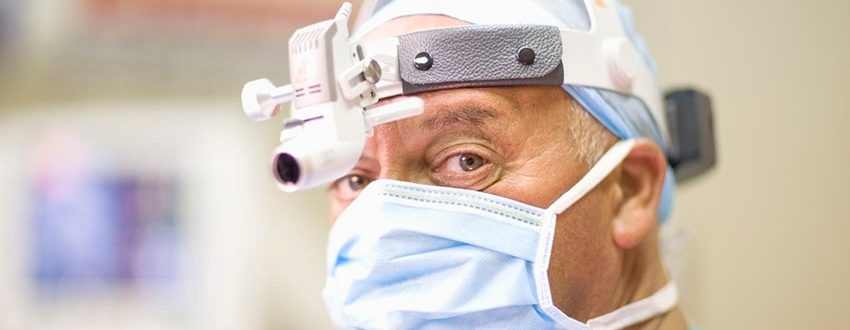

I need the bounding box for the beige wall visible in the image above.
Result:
[625,0,850,328]
[1,0,848,329]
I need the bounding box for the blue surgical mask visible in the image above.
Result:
[323,139,678,329]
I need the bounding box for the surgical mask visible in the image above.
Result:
[323,139,679,329]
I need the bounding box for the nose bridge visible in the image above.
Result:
[377,163,415,183]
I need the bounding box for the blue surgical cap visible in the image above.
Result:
[355,0,675,222]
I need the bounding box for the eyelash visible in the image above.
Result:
[330,169,374,202]
[440,152,487,173]
[331,144,499,203]
[430,146,498,190]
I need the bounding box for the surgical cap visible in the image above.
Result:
[354,0,675,222]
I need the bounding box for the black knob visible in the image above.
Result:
[414,52,433,70]
[517,47,536,65]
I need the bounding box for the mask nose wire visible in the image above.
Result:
[545,139,637,214]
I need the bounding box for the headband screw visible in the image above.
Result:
[414,52,433,70]
[517,47,536,65]
[363,59,382,84]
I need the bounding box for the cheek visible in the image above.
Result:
[545,188,621,321]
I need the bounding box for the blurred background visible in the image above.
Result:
[0,0,847,329]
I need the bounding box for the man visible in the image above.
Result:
[318,0,689,329]
[240,0,714,327]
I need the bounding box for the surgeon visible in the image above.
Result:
[320,1,688,329]
[244,0,714,328]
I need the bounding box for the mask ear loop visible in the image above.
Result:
[586,282,679,330]
[546,138,636,214]
[533,139,637,328]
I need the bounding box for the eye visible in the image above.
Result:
[430,145,500,190]
[331,174,373,201]
[446,153,487,173]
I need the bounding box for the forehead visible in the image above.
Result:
[372,85,573,156]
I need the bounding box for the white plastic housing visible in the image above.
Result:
[271,137,365,192]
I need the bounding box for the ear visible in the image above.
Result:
[611,139,668,249]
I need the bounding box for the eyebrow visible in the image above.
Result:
[420,105,500,131]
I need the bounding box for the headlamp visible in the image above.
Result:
[241,1,715,191]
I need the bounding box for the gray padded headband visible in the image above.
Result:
[397,25,565,94]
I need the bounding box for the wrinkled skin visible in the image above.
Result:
[328,15,686,329]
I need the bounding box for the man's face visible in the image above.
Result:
[328,15,628,322]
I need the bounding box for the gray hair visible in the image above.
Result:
[566,99,617,168]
